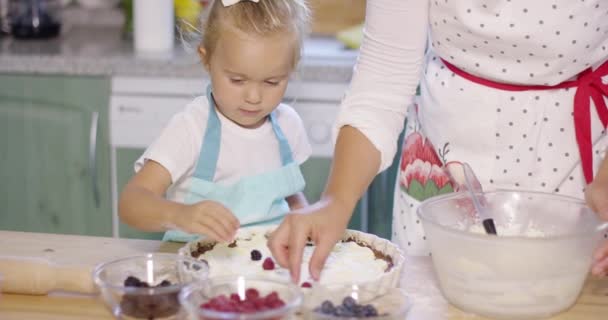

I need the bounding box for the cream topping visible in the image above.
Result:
[193,229,389,286]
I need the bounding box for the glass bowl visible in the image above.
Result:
[417,190,608,320]
[179,275,303,319]
[303,284,411,319]
[92,253,209,320]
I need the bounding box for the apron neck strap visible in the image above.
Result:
[194,85,221,181]
[194,85,296,181]
[269,111,295,166]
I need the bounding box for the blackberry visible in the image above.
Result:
[120,276,179,319]
[124,276,141,287]
[250,249,262,261]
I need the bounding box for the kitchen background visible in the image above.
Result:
[0,0,404,241]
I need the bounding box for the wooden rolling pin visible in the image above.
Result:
[0,256,98,295]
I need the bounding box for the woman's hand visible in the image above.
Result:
[267,198,351,283]
[586,175,608,276]
[172,200,240,242]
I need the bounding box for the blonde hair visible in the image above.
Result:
[201,0,311,67]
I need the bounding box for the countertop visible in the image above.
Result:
[0,230,607,320]
[0,8,356,82]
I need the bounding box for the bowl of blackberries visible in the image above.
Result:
[179,275,303,319]
[92,253,209,319]
[305,284,411,320]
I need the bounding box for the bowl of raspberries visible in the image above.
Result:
[305,284,411,320]
[179,275,303,319]
[92,253,209,319]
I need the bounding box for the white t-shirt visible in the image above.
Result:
[135,96,312,203]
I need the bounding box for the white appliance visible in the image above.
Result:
[109,76,353,238]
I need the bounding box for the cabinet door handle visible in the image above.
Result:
[89,111,100,208]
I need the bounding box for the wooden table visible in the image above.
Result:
[0,231,607,319]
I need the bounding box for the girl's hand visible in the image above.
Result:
[172,200,240,242]
[586,177,608,276]
[267,198,351,283]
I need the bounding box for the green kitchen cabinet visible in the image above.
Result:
[0,74,112,236]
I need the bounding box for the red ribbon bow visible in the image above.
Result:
[442,59,608,184]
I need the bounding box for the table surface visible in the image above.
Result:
[0,230,607,320]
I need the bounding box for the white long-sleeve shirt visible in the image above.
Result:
[336,0,608,172]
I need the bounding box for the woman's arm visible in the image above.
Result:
[335,0,430,172]
[268,0,431,282]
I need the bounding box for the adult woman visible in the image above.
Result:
[268,0,608,282]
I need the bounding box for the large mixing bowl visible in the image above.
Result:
[417,190,608,320]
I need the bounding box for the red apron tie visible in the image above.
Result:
[441,59,608,184]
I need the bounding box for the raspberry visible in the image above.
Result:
[250,249,262,261]
[201,289,286,314]
[253,299,267,310]
[245,288,260,300]
[265,291,279,303]
[262,257,275,270]
[301,282,312,288]
[243,301,258,313]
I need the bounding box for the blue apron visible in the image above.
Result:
[163,87,306,242]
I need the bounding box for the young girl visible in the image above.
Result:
[119,0,312,243]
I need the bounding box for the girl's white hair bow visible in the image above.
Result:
[222,0,260,6]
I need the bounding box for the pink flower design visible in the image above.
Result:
[399,132,453,201]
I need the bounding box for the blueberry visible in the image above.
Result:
[343,309,356,317]
[334,306,348,317]
[321,300,334,314]
[363,304,378,317]
[250,249,262,261]
[353,305,364,317]
[124,276,141,287]
[342,296,357,310]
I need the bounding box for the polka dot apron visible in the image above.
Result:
[392,52,608,256]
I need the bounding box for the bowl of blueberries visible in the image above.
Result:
[179,274,303,319]
[92,253,209,320]
[305,284,411,320]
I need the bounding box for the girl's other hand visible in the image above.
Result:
[586,176,608,276]
[173,200,240,242]
[267,198,350,283]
